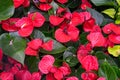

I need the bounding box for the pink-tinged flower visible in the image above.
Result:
[32,72,41,80]
[15,17,34,37]
[46,73,56,80]
[81,55,99,71]
[97,77,106,80]
[27,39,43,50]
[9,65,20,74]
[83,18,95,32]
[28,12,45,27]
[81,71,98,80]
[80,11,91,21]
[80,0,92,10]
[0,48,3,61]
[108,34,120,44]
[38,55,55,74]
[25,46,38,56]
[0,72,14,80]
[39,0,52,3]
[87,32,106,47]
[22,0,30,7]
[70,12,84,26]
[15,70,32,80]
[55,25,79,43]
[110,24,120,35]
[49,15,64,26]
[57,0,68,4]
[42,40,53,51]
[2,18,20,32]
[39,3,52,11]
[66,76,79,80]
[54,69,63,80]
[64,12,72,20]
[57,7,66,14]
[102,23,113,34]
[61,62,71,75]
[13,0,24,8]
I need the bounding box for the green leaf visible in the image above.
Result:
[67,0,81,8]
[87,8,104,26]
[98,61,118,80]
[116,0,120,5]
[0,33,26,64]
[102,8,116,18]
[40,37,66,54]
[0,0,14,20]
[113,66,120,78]
[91,0,115,6]
[32,29,45,39]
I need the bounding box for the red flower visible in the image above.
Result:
[79,11,91,21]
[0,72,14,80]
[87,32,106,47]
[57,7,67,14]
[80,0,92,10]
[108,33,120,44]
[42,40,53,51]
[38,55,55,74]
[15,70,32,80]
[97,77,106,80]
[81,71,98,80]
[110,24,120,35]
[15,17,34,37]
[2,18,20,32]
[55,25,79,43]
[49,15,64,26]
[81,55,99,71]
[13,0,24,8]
[66,76,79,80]
[32,72,41,80]
[28,12,45,27]
[39,3,52,11]
[0,48,3,61]
[22,0,30,7]
[46,73,56,80]
[54,69,63,80]
[25,46,38,56]
[102,23,113,34]
[57,0,68,4]
[39,0,52,3]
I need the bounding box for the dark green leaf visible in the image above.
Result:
[32,29,45,39]
[91,0,115,6]
[112,66,120,78]
[67,0,81,8]
[98,61,118,80]
[40,37,66,54]
[0,33,26,64]
[87,8,104,26]
[0,0,14,20]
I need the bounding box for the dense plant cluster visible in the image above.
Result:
[0,0,120,80]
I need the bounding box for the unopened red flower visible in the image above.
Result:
[22,0,30,7]
[81,71,98,80]
[49,15,64,26]
[108,33,120,44]
[38,55,55,74]
[28,12,45,27]
[42,40,53,51]
[0,72,14,80]
[39,3,52,11]
[87,32,106,47]
[2,18,20,32]
[55,25,79,43]
[32,72,41,80]
[66,76,79,80]
[0,48,3,61]
[13,0,24,8]
[81,55,99,71]
[57,0,68,4]
[15,70,32,80]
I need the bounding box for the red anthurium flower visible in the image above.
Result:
[42,40,53,51]
[81,55,99,71]
[80,0,92,10]
[55,25,79,43]
[64,12,72,20]
[22,0,30,7]
[54,69,63,80]
[57,0,68,4]
[46,73,56,80]
[111,24,120,35]
[66,76,79,80]
[83,18,95,32]
[27,39,43,50]
[102,23,113,34]
[49,15,64,26]
[0,48,3,61]
[97,77,106,80]
[87,32,106,47]
[25,46,38,56]
[70,12,84,26]
[32,72,41,80]
[28,12,45,27]
[81,71,98,80]
[39,0,52,3]
[38,55,55,74]
[62,62,71,75]
[39,3,52,11]
[79,11,91,21]
[0,72,14,80]
[13,0,24,8]
[2,18,20,32]
[15,70,32,80]
[57,7,66,14]
[108,33,120,44]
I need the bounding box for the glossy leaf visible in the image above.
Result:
[0,0,14,20]
[32,29,45,39]
[0,33,26,64]
[116,0,120,5]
